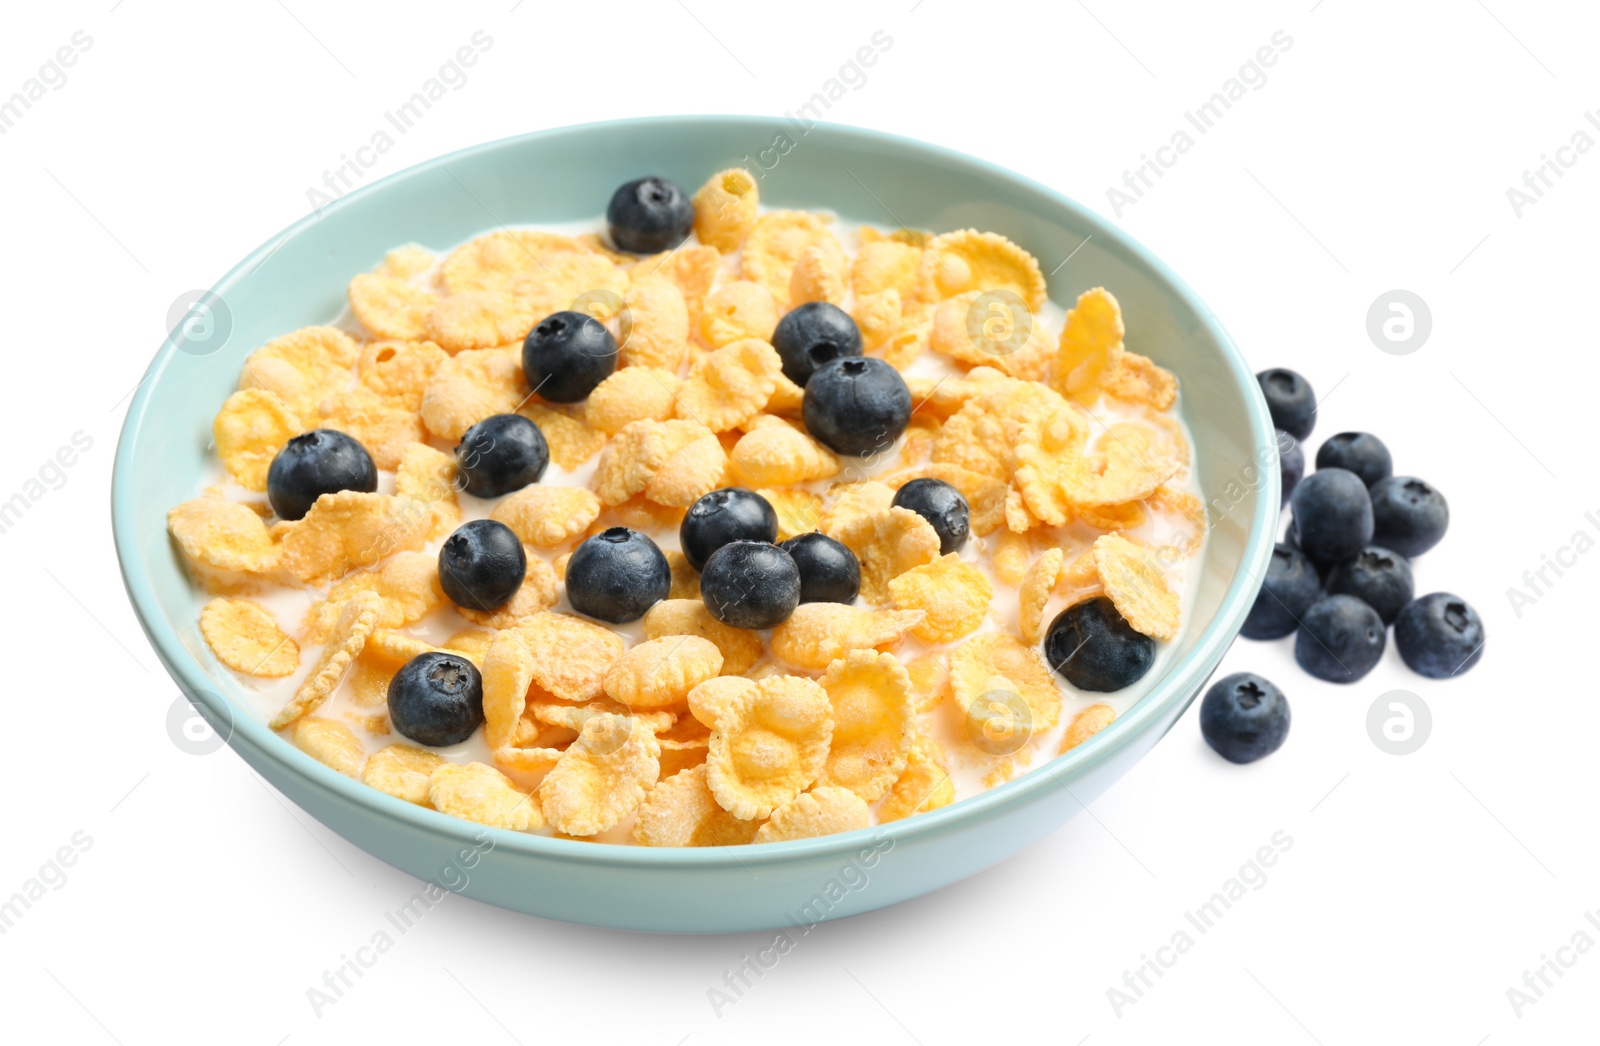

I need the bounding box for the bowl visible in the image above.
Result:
[113,116,1278,933]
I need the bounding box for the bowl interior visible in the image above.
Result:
[116,116,1276,866]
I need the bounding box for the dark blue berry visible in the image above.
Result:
[700,540,800,630]
[1200,672,1290,764]
[266,429,377,521]
[606,176,693,253]
[771,301,863,387]
[1315,431,1392,488]
[388,651,483,747]
[1289,467,1374,565]
[1257,368,1316,440]
[680,488,778,571]
[891,478,969,554]
[1395,593,1483,678]
[1277,430,1304,508]
[1370,476,1448,557]
[455,413,548,498]
[439,519,526,611]
[1327,545,1413,625]
[1241,543,1323,640]
[802,357,912,457]
[566,527,670,623]
[1043,596,1156,692]
[1294,594,1385,683]
[779,532,860,604]
[522,311,617,403]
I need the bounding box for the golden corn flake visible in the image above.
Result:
[420,347,527,441]
[301,551,439,639]
[992,531,1032,587]
[819,480,895,538]
[1019,548,1065,646]
[455,552,557,628]
[834,507,942,606]
[529,699,674,735]
[618,276,691,371]
[313,386,423,471]
[1055,287,1125,401]
[634,764,759,847]
[481,630,536,749]
[766,371,805,414]
[426,290,535,355]
[519,402,605,471]
[213,389,301,492]
[852,239,922,298]
[729,422,839,486]
[707,675,833,820]
[1104,351,1178,411]
[852,288,902,349]
[915,229,1046,311]
[755,786,870,843]
[271,592,382,728]
[904,651,951,713]
[878,734,955,822]
[949,631,1062,746]
[289,716,366,778]
[490,486,600,547]
[884,463,1007,538]
[629,245,719,322]
[373,245,435,281]
[394,441,461,540]
[674,338,782,433]
[362,743,444,804]
[167,495,280,578]
[876,320,930,372]
[742,210,846,307]
[280,492,430,586]
[1060,703,1117,753]
[687,675,757,729]
[692,167,759,252]
[642,598,764,676]
[603,635,724,709]
[606,494,688,532]
[511,612,626,703]
[584,367,680,436]
[540,714,661,836]
[357,340,449,411]
[1066,423,1178,508]
[888,553,993,644]
[770,602,925,671]
[1093,533,1179,640]
[644,425,728,507]
[348,272,436,340]
[439,229,581,295]
[516,251,630,321]
[665,550,700,600]
[591,418,716,506]
[491,745,564,790]
[429,762,540,831]
[200,597,298,677]
[818,650,914,802]
[239,327,359,419]
[346,651,397,707]
[365,628,435,666]
[700,280,778,348]
[789,242,847,306]
[758,487,822,541]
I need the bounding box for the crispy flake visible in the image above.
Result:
[213,389,301,492]
[290,717,366,778]
[363,744,444,803]
[692,168,759,252]
[1060,703,1116,753]
[429,762,540,831]
[490,486,600,547]
[270,592,381,728]
[674,338,782,433]
[603,635,724,709]
[707,675,833,820]
[771,603,925,671]
[200,598,299,677]
[755,786,870,843]
[540,714,661,836]
[887,553,993,644]
[834,507,942,605]
[634,764,760,847]
[642,599,764,676]
[1092,533,1179,640]
[818,650,915,801]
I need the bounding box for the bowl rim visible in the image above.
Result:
[114,114,1278,870]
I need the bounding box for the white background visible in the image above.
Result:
[2,0,1595,1042]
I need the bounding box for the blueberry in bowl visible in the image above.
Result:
[565,527,671,624]
[1043,597,1156,692]
[772,301,863,387]
[438,519,526,612]
[801,356,912,457]
[455,413,549,499]
[606,176,694,253]
[266,429,377,521]
[780,532,860,604]
[680,488,778,572]
[522,311,617,403]
[891,478,970,555]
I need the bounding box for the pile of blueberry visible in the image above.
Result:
[1200,367,1486,765]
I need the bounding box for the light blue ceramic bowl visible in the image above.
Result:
[113,117,1278,933]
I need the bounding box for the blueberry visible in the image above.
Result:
[455,413,548,498]
[771,301,864,387]
[1277,430,1304,508]
[565,527,670,623]
[802,357,912,457]
[680,488,778,571]
[266,429,377,521]
[1327,545,1413,625]
[1370,476,1449,558]
[1241,543,1323,640]
[780,532,860,604]
[1315,431,1392,488]
[891,478,970,554]
[1257,368,1316,440]
[1289,468,1374,566]
[1294,594,1385,683]
[388,652,483,747]
[606,176,693,253]
[1395,593,1484,679]
[1043,596,1156,692]
[522,311,617,403]
[700,540,800,630]
[439,519,526,612]
[1200,672,1290,764]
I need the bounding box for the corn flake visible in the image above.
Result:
[687,675,757,729]
[270,592,382,728]
[819,480,896,538]
[1060,703,1117,753]
[1092,533,1179,640]
[1019,548,1064,646]
[700,280,779,348]
[362,744,445,803]
[834,507,942,605]
[878,734,956,822]
[757,487,822,540]
[314,385,423,471]
[618,276,691,371]
[168,495,280,582]
[629,245,720,323]
[707,675,833,820]
[755,786,870,843]
[915,229,1046,310]
[818,650,914,801]
[692,167,759,252]
[289,716,366,778]
[634,764,760,847]
[280,492,430,585]
[490,486,600,547]
[511,612,626,703]
[540,714,661,836]
[238,327,359,419]
[420,347,528,441]
[789,243,847,306]
[429,762,540,831]
[348,272,436,340]
[440,229,582,294]
[742,210,846,307]
[770,602,925,671]
[603,635,724,709]
[213,389,301,492]
[1055,287,1125,401]
[584,367,680,436]
[674,338,782,432]
[519,402,605,471]
[887,553,993,644]
[200,597,298,677]
[852,239,922,298]
[729,422,839,486]
[948,631,1061,746]
[1104,351,1178,410]
[357,340,449,411]
[642,599,764,676]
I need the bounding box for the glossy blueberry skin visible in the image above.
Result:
[680,488,778,571]
[522,311,618,403]
[700,540,800,630]
[388,652,484,747]
[1277,430,1304,508]
[780,532,860,604]
[1370,476,1449,558]
[1327,545,1413,625]
[266,429,377,521]
[1294,594,1386,683]
[892,478,970,555]
[1289,467,1374,566]
[1043,596,1156,692]
[771,301,864,387]
[1395,592,1484,679]
[1200,673,1290,764]
[565,527,671,623]
[606,176,693,253]
[802,356,913,457]
[1241,543,1323,640]
[455,413,549,498]
[1257,368,1317,440]
[439,519,526,611]
[1315,431,1392,488]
